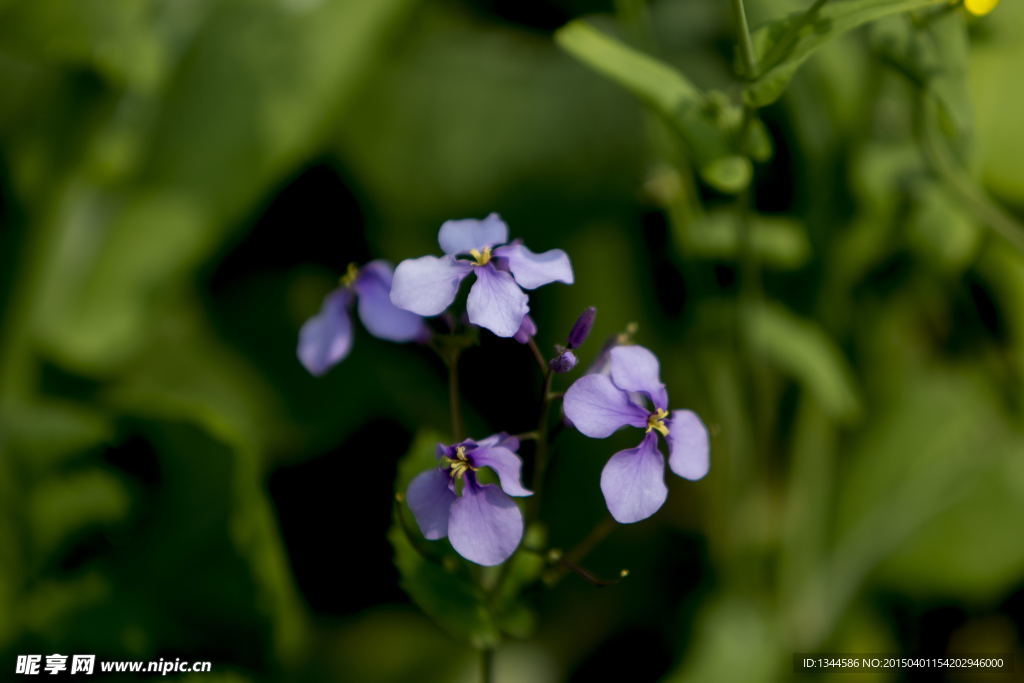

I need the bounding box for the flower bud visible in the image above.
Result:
[513,315,537,344]
[567,306,596,349]
[549,348,578,373]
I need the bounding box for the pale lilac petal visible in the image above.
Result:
[297,289,353,376]
[563,374,648,438]
[437,213,509,255]
[470,447,532,497]
[355,260,429,342]
[493,241,574,289]
[448,480,523,566]
[667,410,710,480]
[513,314,537,344]
[476,432,519,452]
[600,433,668,524]
[406,468,456,540]
[609,345,669,409]
[390,255,472,316]
[466,265,529,338]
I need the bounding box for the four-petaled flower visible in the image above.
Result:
[298,261,428,376]
[563,345,709,524]
[406,433,532,566]
[390,213,574,338]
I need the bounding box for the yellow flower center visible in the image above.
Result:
[964,0,998,16]
[445,445,479,480]
[340,262,360,288]
[468,247,493,267]
[646,408,670,437]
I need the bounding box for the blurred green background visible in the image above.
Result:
[2,0,1023,681]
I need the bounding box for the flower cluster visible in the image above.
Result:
[298,213,710,566]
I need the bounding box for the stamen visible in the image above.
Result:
[468,246,493,266]
[340,262,359,287]
[646,408,670,437]
[445,445,479,480]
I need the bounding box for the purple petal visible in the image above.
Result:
[390,255,472,316]
[297,289,353,376]
[667,410,710,480]
[563,374,648,438]
[437,213,508,255]
[600,432,668,524]
[475,432,520,452]
[470,446,532,497]
[355,260,430,342]
[466,265,529,338]
[448,480,523,566]
[406,468,456,540]
[609,345,668,409]
[513,314,537,344]
[493,241,574,289]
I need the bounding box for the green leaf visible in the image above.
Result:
[554,20,701,123]
[677,209,811,269]
[555,20,751,193]
[905,180,981,271]
[745,0,946,108]
[747,302,862,422]
[833,367,1024,602]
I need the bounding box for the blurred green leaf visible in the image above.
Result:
[0,0,165,89]
[29,470,130,561]
[746,0,946,108]
[555,20,751,193]
[747,302,862,422]
[971,0,1024,201]
[831,367,1024,608]
[905,180,981,271]
[871,10,972,144]
[678,209,810,269]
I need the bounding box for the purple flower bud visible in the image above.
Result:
[549,348,578,373]
[567,306,597,349]
[513,315,537,344]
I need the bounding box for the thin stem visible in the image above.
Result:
[730,0,759,80]
[527,370,555,521]
[544,516,619,586]
[526,337,548,373]
[759,0,829,74]
[480,647,494,683]
[447,350,464,440]
[918,95,1024,252]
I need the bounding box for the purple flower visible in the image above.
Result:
[562,345,709,524]
[513,315,537,345]
[406,433,532,566]
[297,261,428,376]
[390,214,574,338]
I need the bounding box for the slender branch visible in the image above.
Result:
[446,349,464,440]
[480,648,494,683]
[918,95,1024,253]
[759,0,829,74]
[730,0,759,79]
[527,370,555,520]
[526,337,548,373]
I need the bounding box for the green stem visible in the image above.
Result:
[730,0,759,79]
[918,95,1024,253]
[527,370,555,521]
[447,350,464,440]
[759,0,829,74]
[480,647,494,683]
[526,337,548,373]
